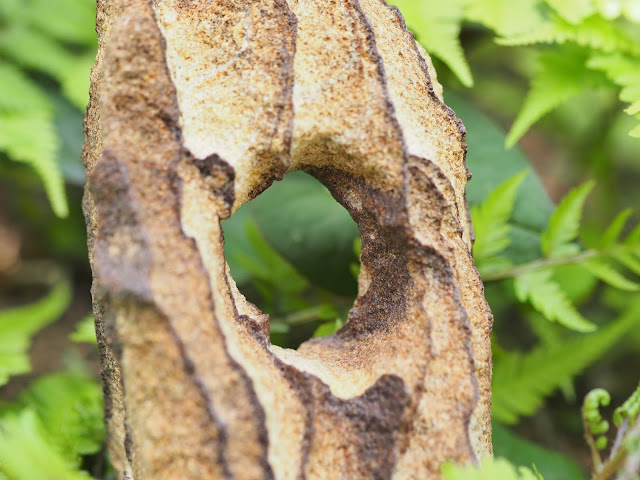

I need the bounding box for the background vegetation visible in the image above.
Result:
[1,0,639,478]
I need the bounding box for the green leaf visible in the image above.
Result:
[14,373,105,461]
[391,0,473,87]
[313,318,345,338]
[506,49,609,147]
[445,92,554,265]
[442,457,542,480]
[0,61,53,115]
[0,113,68,217]
[59,53,95,111]
[0,409,92,480]
[614,251,640,276]
[25,0,97,47]
[0,26,76,80]
[492,423,587,480]
[514,269,596,332]
[52,92,87,185]
[541,180,595,257]
[545,0,596,24]
[614,380,640,427]
[600,208,633,247]
[595,0,623,19]
[0,280,72,386]
[70,315,97,345]
[550,264,599,303]
[582,258,639,291]
[245,171,359,296]
[587,54,640,138]
[464,0,545,37]
[472,170,528,262]
[497,14,640,54]
[239,219,308,295]
[492,303,640,424]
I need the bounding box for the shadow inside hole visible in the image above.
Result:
[221,171,359,349]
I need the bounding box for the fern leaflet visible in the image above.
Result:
[614,380,640,427]
[0,26,76,81]
[506,49,609,146]
[492,301,640,424]
[600,208,633,247]
[583,258,639,291]
[69,315,97,345]
[0,62,53,114]
[24,0,97,47]
[0,113,68,217]
[541,180,595,258]
[14,373,105,461]
[587,53,640,137]
[472,170,528,265]
[0,280,71,386]
[463,0,545,37]
[442,457,543,480]
[391,0,473,87]
[514,269,596,331]
[497,13,640,54]
[0,409,93,480]
[545,0,595,24]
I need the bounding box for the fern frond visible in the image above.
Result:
[587,54,640,137]
[497,13,640,54]
[545,0,596,24]
[595,0,623,19]
[313,318,345,338]
[392,0,473,87]
[69,315,97,345]
[600,208,633,247]
[0,113,68,217]
[0,281,71,386]
[0,0,23,20]
[24,0,97,47]
[236,220,308,294]
[17,373,105,461]
[472,170,528,263]
[614,380,640,427]
[589,217,640,288]
[442,457,542,480]
[541,180,595,258]
[0,409,94,480]
[492,302,640,424]
[506,49,609,146]
[613,251,640,275]
[464,0,545,37]
[514,269,596,331]
[583,258,639,291]
[58,53,95,110]
[0,61,53,115]
[0,26,75,84]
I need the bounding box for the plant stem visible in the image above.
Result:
[592,445,628,480]
[583,405,604,473]
[281,305,328,325]
[482,243,637,282]
[610,418,630,462]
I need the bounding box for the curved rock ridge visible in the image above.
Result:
[83,1,493,479]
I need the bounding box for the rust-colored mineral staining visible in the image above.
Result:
[83,1,493,479]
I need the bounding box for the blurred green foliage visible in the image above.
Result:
[0,0,639,478]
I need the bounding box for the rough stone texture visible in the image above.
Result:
[83,1,494,479]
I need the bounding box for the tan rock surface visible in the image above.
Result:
[84,1,493,478]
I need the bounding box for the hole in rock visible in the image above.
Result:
[221,171,359,349]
